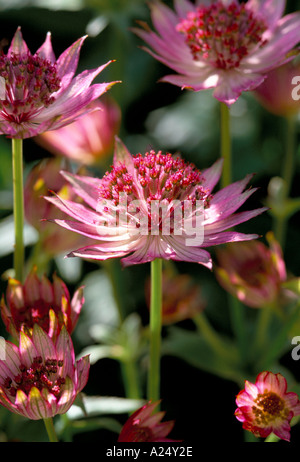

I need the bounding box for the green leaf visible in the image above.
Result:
[79,344,126,363]
[67,396,145,420]
[67,417,123,435]
[162,326,244,384]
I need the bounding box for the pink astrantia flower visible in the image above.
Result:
[254,59,300,117]
[235,371,300,441]
[35,97,121,166]
[215,232,287,308]
[45,138,266,268]
[0,267,84,341]
[133,0,300,105]
[0,27,117,138]
[0,324,89,420]
[118,401,177,442]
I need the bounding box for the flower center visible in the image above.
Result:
[0,52,61,123]
[12,299,62,333]
[176,1,267,70]
[252,391,288,426]
[99,151,211,204]
[98,151,212,235]
[3,356,65,398]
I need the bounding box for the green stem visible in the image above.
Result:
[193,312,228,358]
[147,258,163,403]
[256,300,300,370]
[220,102,232,188]
[121,360,141,400]
[274,115,296,249]
[102,260,141,400]
[12,138,25,282]
[103,259,125,323]
[251,303,273,359]
[43,417,59,442]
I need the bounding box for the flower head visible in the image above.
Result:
[24,157,92,256]
[45,138,266,268]
[0,267,84,341]
[0,27,117,138]
[118,401,176,442]
[35,96,121,165]
[235,371,300,441]
[254,59,300,117]
[0,324,89,420]
[215,232,287,308]
[134,0,300,105]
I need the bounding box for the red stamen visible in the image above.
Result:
[177,1,267,70]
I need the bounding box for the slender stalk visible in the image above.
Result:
[193,312,227,358]
[12,138,25,283]
[147,258,163,403]
[103,259,125,323]
[102,260,141,400]
[220,102,232,188]
[251,303,273,359]
[121,360,141,400]
[274,115,296,249]
[43,417,59,442]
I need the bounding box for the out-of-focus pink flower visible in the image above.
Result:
[45,138,266,268]
[254,59,300,117]
[215,232,287,308]
[0,27,117,138]
[0,267,84,341]
[118,401,177,442]
[146,272,205,324]
[235,371,300,441]
[35,97,121,166]
[133,0,300,105]
[24,157,92,257]
[0,324,89,420]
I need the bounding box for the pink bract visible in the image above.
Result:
[235,371,300,441]
[0,324,89,420]
[118,401,177,442]
[35,97,121,166]
[0,27,118,138]
[45,138,266,268]
[254,59,300,117]
[133,0,300,105]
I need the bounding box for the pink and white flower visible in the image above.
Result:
[235,371,300,441]
[45,138,266,268]
[0,27,118,138]
[133,0,300,105]
[0,324,89,420]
